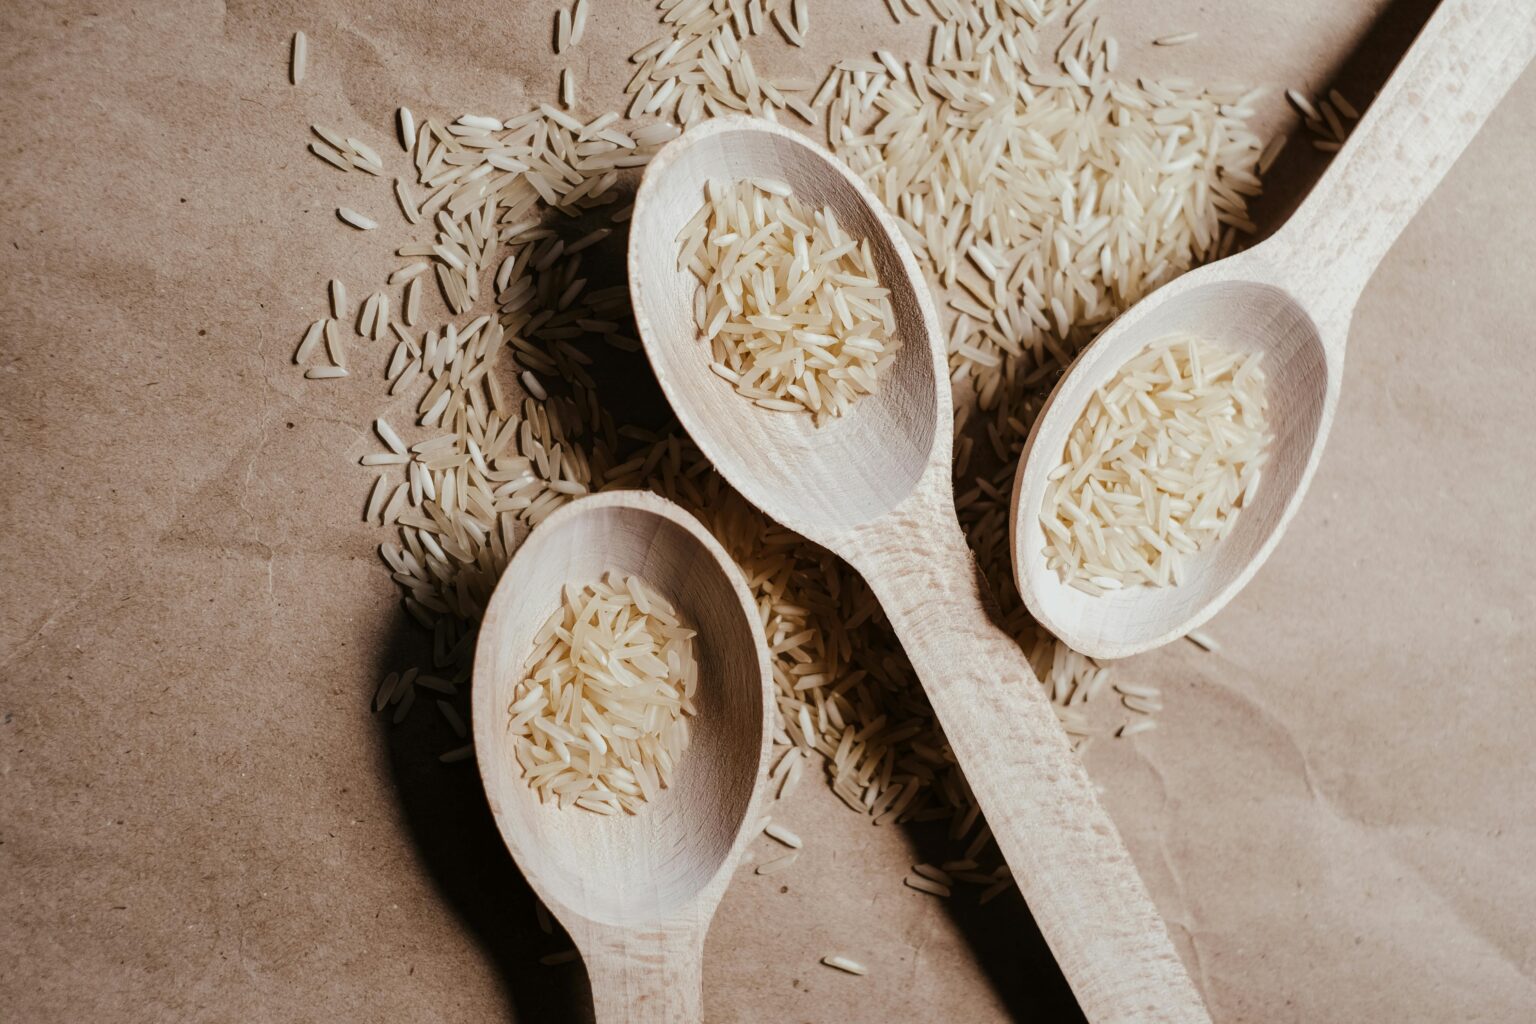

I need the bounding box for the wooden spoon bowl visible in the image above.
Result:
[1013,0,1536,659]
[1013,278,1329,658]
[473,490,772,1022]
[627,119,939,532]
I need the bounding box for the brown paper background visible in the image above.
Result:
[3,1,1533,1020]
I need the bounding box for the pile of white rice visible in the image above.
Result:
[823,16,1266,417]
[511,574,698,814]
[1040,336,1270,593]
[624,0,819,125]
[679,179,899,423]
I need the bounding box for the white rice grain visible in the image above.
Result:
[290,31,307,85]
[1287,88,1320,120]
[756,851,800,875]
[365,475,389,522]
[822,955,867,976]
[904,874,952,897]
[398,106,416,151]
[1329,88,1360,120]
[404,277,421,326]
[765,822,803,848]
[309,141,350,172]
[338,207,378,231]
[394,178,421,225]
[376,417,407,455]
[296,320,325,363]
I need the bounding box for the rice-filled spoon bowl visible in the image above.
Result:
[473,490,772,1023]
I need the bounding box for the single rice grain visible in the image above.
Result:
[822,955,867,976]
[338,207,378,231]
[290,31,307,85]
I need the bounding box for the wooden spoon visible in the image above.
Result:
[1012,0,1536,659]
[472,490,773,1023]
[630,117,1208,1023]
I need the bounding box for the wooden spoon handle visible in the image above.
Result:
[581,928,703,1023]
[846,513,1208,1024]
[1279,0,1536,327]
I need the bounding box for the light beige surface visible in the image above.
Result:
[2,1,1534,1022]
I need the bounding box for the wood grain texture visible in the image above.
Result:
[1277,0,1536,320]
[630,117,1209,1024]
[841,475,1205,1024]
[1013,0,1536,660]
[584,928,703,1024]
[471,491,774,1023]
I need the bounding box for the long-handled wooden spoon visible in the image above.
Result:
[1012,0,1536,659]
[630,118,1209,1023]
[473,491,773,1023]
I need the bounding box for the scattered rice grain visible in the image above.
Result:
[338,207,378,231]
[290,31,307,85]
[822,955,867,976]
